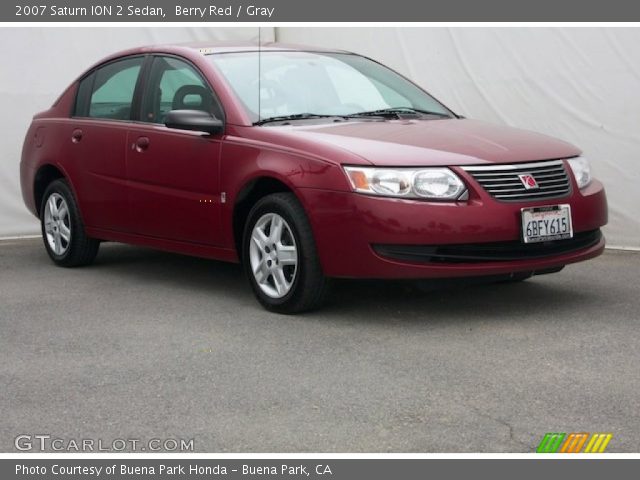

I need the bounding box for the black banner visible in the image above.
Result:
[4,459,640,479]
[4,0,640,22]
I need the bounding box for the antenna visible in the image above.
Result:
[258,27,261,123]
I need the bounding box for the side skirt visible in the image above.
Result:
[85,227,239,263]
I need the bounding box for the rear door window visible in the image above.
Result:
[74,56,144,121]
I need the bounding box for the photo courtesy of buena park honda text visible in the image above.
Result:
[1,0,639,478]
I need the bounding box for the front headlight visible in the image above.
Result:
[343,166,467,200]
[567,156,592,189]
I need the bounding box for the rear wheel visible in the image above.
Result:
[41,179,99,267]
[243,193,328,313]
[497,272,533,283]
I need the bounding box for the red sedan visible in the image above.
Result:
[20,43,608,312]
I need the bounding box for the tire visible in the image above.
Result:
[40,179,100,267]
[242,192,328,313]
[497,272,533,283]
[498,266,565,283]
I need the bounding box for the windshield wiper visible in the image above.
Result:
[254,113,339,126]
[344,107,451,119]
[254,108,452,126]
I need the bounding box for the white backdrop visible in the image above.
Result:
[278,27,640,248]
[0,27,272,237]
[1,27,638,248]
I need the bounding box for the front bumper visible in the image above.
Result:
[298,178,608,279]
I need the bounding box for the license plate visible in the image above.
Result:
[521,204,573,243]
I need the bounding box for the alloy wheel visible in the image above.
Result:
[43,193,71,256]
[249,213,298,299]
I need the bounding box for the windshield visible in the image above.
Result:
[208,51,454,124]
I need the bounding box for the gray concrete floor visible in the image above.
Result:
[0,238,639,452]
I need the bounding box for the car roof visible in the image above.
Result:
[88,42,354,71]
[176,41,351,54]
[104,41,351,59]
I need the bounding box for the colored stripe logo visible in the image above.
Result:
[584,433,613,453]
[537,433,612,453]
[560,433,589,453]
[537,433,565,453]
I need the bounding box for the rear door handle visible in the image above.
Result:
[133,136,150,152]
[71,129,83,143]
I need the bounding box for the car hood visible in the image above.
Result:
[258,118,581,166]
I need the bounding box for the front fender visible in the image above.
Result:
[220,135,351,248]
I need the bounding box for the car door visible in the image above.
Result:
[126,55,223,245]
[65,55,145,232]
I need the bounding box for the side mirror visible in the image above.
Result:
[164,110,223,135]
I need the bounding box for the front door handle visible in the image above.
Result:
[133,136,150,152]
[71,129,83,143]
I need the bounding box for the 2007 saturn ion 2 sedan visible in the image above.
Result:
[21,43,608,313]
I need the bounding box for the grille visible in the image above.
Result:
[373,229,602,264]
[461,159,571,201]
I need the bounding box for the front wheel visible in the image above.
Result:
[41,179,100,267]
[242,193,328,314]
